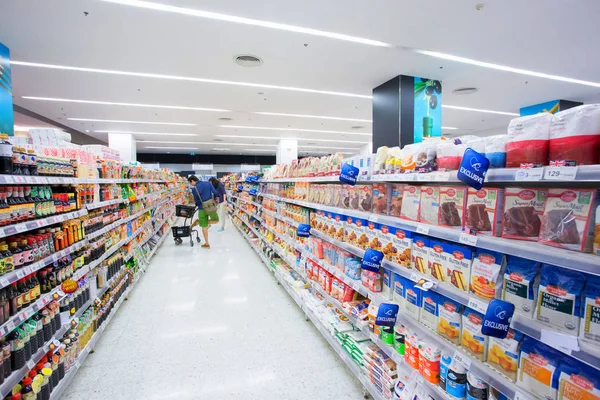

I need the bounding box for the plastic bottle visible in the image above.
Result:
[2,339,11,378]
[17,278,29,310]
[20,377,35,400]
[9,242,23,270]
[0,134,13,175]
[21,239,33,266]
[8,283,18,316]
[27,150,37,176]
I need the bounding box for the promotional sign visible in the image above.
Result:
[413,77,442,143]
[482,298,515,339]
[245,175,259,183]
[339,163,359,186]
[376,303,399,327]
[297,224,311,238]
[236,184,244,192]
[192,163,213,171]
[457,148,489,190]
[361,248,383,272]
[248,188,258,196]
[0,42,13,136]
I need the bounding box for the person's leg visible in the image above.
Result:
[217,203,226,231]
[202,226,209,246]
[197,209,211,247]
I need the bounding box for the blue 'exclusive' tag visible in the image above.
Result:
[339,163,359,186]
[249,188,258,196]
[237,184,244,192]
[457,148,490,190]
[482,298,515,339]
[361,248,383,272]
[297,224,311,237]
[376,303,399,327]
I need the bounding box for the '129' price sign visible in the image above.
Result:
[544,166,578,180]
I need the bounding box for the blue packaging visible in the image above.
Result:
[439,352,453,391]
[557,358,600,400]
[537,264,586,335]
[502,255,541,318]
[420,290,440,331]
[403,277,422,321]
[485,152,506,169]
[518,336,562,400]
[581,275,600,345]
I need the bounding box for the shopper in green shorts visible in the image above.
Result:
[188,175,220,248]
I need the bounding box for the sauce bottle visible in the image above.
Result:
[0,189,9,226]
[8,283,18,316]
[0,134,14,175]
[2,243,14,274]
[20,377,35,400]
[9,242,23,271]
[21,239,33,266]
[27,150,37,176]
[17,279,29,310]
[2,339,11,378]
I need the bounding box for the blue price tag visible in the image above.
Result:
[457,148,489,190]
[376,303,399,327]
[297,224,311,237]
[361,248,383,272]
[339,163,359,186]
[481,298,515,339]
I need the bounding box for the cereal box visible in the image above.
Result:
[400,185,421,221]
[377,224,395,261]
[411,234,429,274]
[539,189,597,252]
[325,211,337,238]
[390,184,404,217]
[443,243,474,293]
[461,307,488,361]
[419,186,440,225]
[470,249,506,301]
[353,217,369,249]
[439,186,467,230]
[372,183,391,215]
[420,291,440,331]
[502,188,547,241]
[465,188,505,236]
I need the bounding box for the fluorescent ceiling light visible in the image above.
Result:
[415,48,600,88]
[14,126,49,131]
[100,0,392,47]
[12,61,370,99]
[95,130,196,136]
[254,112,372,123]
[138,140,277,147]
[299,145,360,150]
[144,146,199,149]
[218,125,371,136]
[442,105,518,116]
[68,118,195,126]
[215,135,369,144]
[441,126,459,130]
[212,148,230,151]
[22,96,230,112]
[242,149,275,152]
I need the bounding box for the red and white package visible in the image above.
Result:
[400,185,421,222]
[506,113,553,168]
[539,189,597,252]
[419,186,440,225]
[502,188,547,241]
[465,188,505,236]
[549,104,600,165]
[438,186,467,230]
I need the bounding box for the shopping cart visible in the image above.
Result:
[172,205,201,246]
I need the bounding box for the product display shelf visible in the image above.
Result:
[230,194,263,209]
[0,209,88,239]
[144,221,173,262]
[124,217,171,262]
[0,298,93,399]
[234,222,386,400]
[236,204,263,222]
[0,286,65,337]
[0,175,168,185]
[262,193,599,275]
[0,239,89,290]
[49,286,132,400]
[85,189,166,210]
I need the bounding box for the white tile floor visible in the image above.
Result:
[62,224,365,400]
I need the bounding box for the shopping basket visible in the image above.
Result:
[176,205,196,218]
[172,204,201,246]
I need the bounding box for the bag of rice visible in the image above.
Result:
[502,256,541,318]
[517,336,562,400]
[536,264,586,335]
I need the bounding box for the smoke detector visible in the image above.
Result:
[452,87,478,95]
[234,55,263,67]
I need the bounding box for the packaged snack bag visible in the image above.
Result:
[539,189,597,252]
[411,234,430,274]
[502,256,541,318]
[439,186,467,230]
[502,188,548,241]
[419,186,440,225]
[465,188,505,236]
[517,336,561,400]
[443,243,474,293]
[487,329,523,382]
[373,183,391,215]
[427,239,447,282]
[438,295,464,345]
[420,291,440,331]
[461,307,488,361]
[580,275,600,346]
[550,104,600,165]
[437,141,464,171]
[506,113,553,168]
[400,185,421,222]
[536,264,586,336]
[470,249,506,301]
[557,359,600,400]
[390,184,404,217]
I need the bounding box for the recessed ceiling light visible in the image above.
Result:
[452,87,478,95]
[144,146,200,149]
[218,117,233,121]
[214,135,369,144]
[85,129,90,132]
[299,145,360,150]
[254,112,372,123]
[414,48,600,88]
[442,105,518,116]
[11,61,371,99]
[21,96,230,112]
[218,125,371,136]
[95,130,196,136]
[234,55,262,67]
[68,118,196,126]
[99,0,392,47]
[351,125,365,129]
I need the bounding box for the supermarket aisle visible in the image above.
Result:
[62,225,365,400]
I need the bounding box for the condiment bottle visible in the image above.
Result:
[0,134,13,175]
[20,377,35,400]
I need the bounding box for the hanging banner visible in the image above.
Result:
[0,42,14,136]
[413,77,443,143]
[457,148,489,190]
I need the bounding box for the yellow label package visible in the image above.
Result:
[517,336,561,400]
[580,275,600,346]
[487,329,523,382]
[461,307,488,362]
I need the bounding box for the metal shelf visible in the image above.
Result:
[0,209,88,239]
[0,175,169,185]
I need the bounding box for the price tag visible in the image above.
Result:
[23,266,32,275]
[47,216,56,224]
[544,166,578,180]
[416,224,430,235]
[453,350,472,369]
[15,224,27,233]
[416,173,430,182]
[403,174,415,181]
[14,176,24,183]
[459,233,478,246]
[0,278,9,287]
[540,329,580,352]
[64,248,71,256]
[515,168,543,181]
[56,215,64,222]
[467,297,489,314]
[52,254,60,262]
[435,171,451,181]
[4,176,14,184]
[368,215,379,223]
[42,296,49,305]
[411,371,425,385]
[16,270,25,279]
[5,320,15,332]
[26,360,35,370]
[33,177,43,184]
[25,221,39,230]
